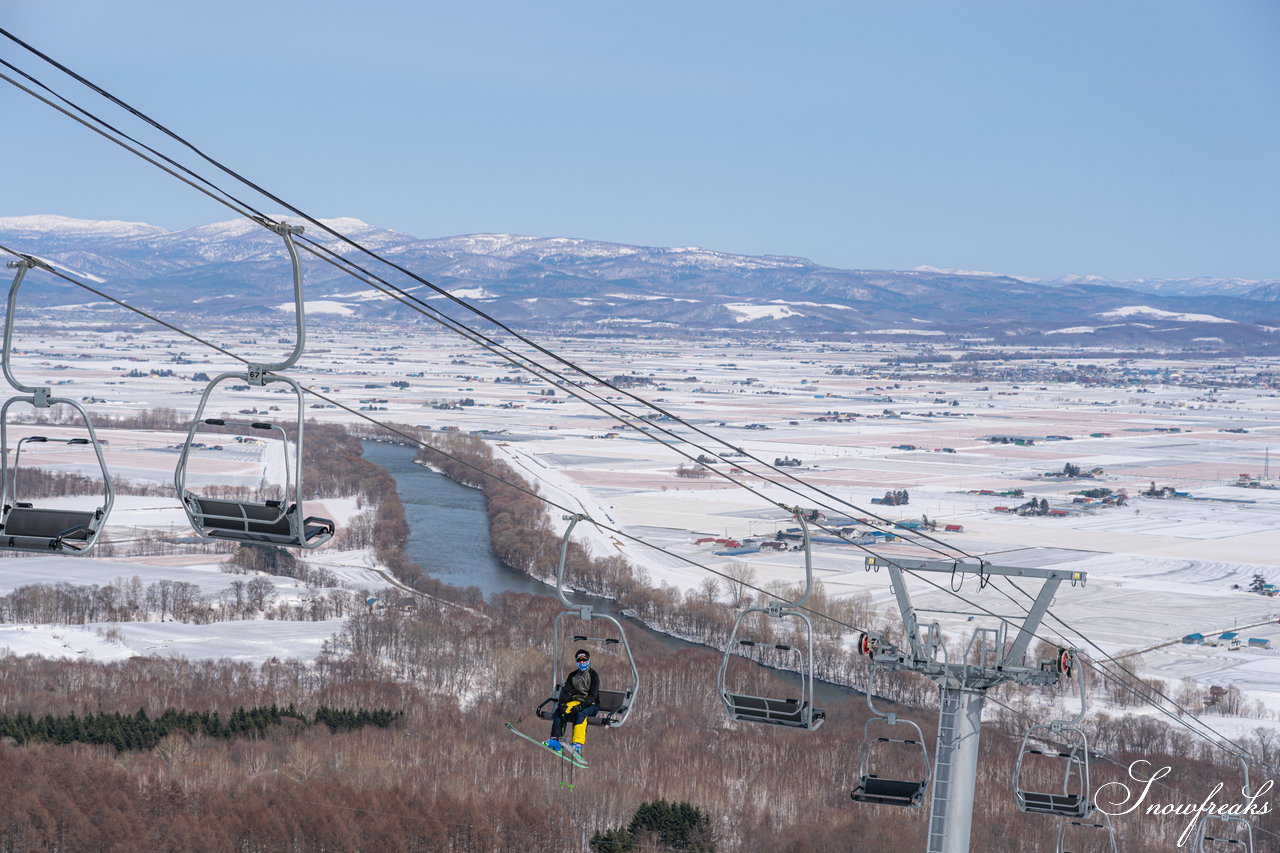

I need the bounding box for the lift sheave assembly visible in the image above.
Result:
[174,223,333,549]
[0,258,113,553]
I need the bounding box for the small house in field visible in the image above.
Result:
[1182,633,1205,645]
[1218,631,1241,650]
[944,524,964,533]
[1248,638,1271,649]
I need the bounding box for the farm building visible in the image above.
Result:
[1248,638,1271,649]
[1182,633,1205,645]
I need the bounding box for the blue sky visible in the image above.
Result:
[2,1,1277,280]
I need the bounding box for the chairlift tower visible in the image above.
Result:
[860,556,1087,853]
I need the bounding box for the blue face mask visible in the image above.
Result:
[577,660,590,671]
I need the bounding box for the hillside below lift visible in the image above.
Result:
[0,258,113,552]
[174,223,333,548]
[717,508,824,729]
[536,514,640,728]
[855,555,1087,853]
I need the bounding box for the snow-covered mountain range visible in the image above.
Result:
[1,214,1278,348]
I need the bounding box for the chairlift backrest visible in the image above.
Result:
[0,259,113,553]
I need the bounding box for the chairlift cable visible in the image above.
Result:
[7,240,1244,763]
[4,37,1265,771]
[0,41,981,563]
[997,575,1273,772]
[0,248,882,639]
[0,56,968,560]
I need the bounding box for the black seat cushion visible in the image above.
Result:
[2,507,94,539]
[852,777,926,806]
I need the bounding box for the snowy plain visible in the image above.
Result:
[2,320,1279,735]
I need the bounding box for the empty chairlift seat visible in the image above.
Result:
[717,511,825,732]
[723,693,825,728]
[1018,789,1089,818]
[185,496,333,547]
[849,708,931,809]
[0,504,101,551]
[850,775,928,808]
[0,431,113,555]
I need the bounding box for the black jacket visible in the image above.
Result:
[557,667,600,708]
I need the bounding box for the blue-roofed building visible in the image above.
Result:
[1182,633,1205,645]
[1248,638,1271,649]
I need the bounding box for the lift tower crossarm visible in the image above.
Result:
[864,556,1085,669]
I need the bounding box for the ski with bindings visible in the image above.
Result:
[505,722,588,767]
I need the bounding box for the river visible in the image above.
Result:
[360,439,861,706]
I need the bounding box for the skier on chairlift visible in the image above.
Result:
[545,649,599,759]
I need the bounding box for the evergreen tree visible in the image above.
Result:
[627,800,715,852]
[590,828,636,852]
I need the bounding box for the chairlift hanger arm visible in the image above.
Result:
[246,222,306,381]
[554,513,586,608]
[3,257,54,399]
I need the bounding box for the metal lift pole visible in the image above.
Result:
[862,557,1086,853]
[928,685,984,853]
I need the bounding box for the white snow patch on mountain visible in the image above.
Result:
[1046,326,1097,335]
[324,288,398,301]
[864,328,947,336]
[1096,305,1235,324]
[448,287,498,299]
[724,303,799,322]
[769,300,855,310]
[605,293,701,302]
[277,300,354,316]
[913,265,1003,277]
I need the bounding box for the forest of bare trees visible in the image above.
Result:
[1,581,1274,851]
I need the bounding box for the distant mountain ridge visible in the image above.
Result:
[1,215,1278,349]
